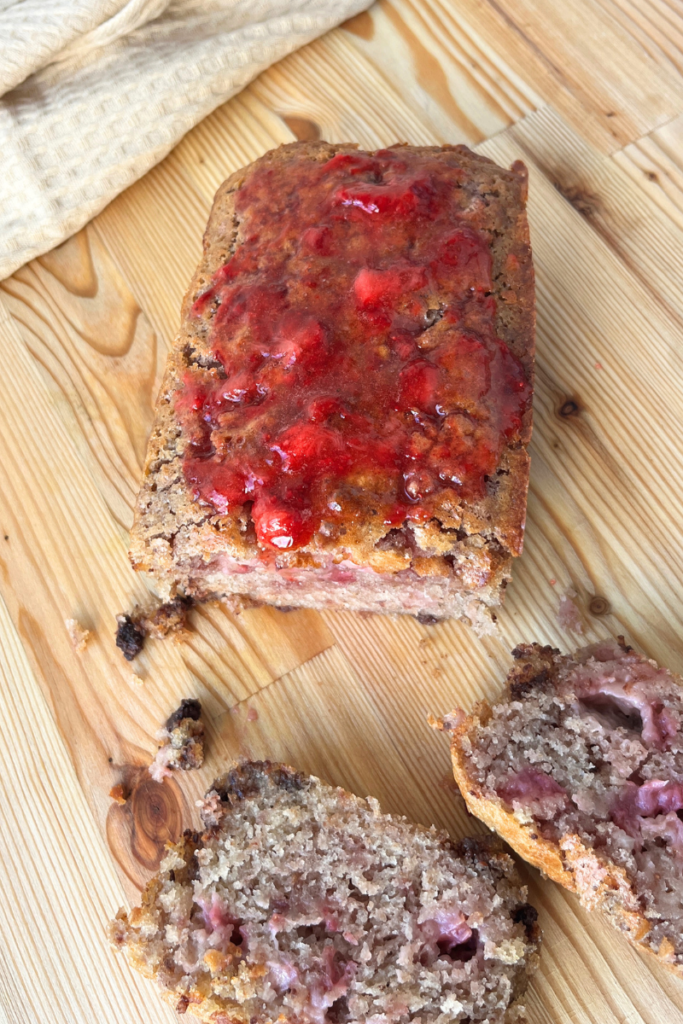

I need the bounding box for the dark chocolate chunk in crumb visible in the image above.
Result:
[116,598,193,662]
[115,615,145,661]
[166,697,202,731]
[513,903,539,939]
[149,698,205,782]
[416,612,441,626]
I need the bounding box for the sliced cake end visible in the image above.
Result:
[440,638,683,973]
[111,760,540,1023]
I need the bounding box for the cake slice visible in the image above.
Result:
[129,142,535,630]
[439,638,683,973]
[110,760,540,1023]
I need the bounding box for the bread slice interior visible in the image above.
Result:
[111,761,539,1022]
[442,638,683,972]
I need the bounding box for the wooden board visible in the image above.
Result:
[2,1,683,1021]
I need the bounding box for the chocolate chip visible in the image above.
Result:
[166,698,202,731]
[416,612,440,625]
[424,307,443,327]
[115,615,145,661]
[513,903,539,938]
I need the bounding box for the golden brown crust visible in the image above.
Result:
[129,142,535,618]
[449,709,575,889]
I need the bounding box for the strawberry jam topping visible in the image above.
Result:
[180,148,530,552]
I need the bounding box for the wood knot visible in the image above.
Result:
[132,777,181,848]
[558,398,581,419]
[589,596,610,616]
[106,765,185,882]
[283,116,321,142]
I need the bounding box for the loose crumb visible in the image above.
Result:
[115,614,145,661]
[109,783,129,805]
[149,699,204,783]
[549,579,556,586]
[557,592,584,634]
[129,673,145,687]
[222,593,261,615]
[246,707,259,722]
[139,597,192,641]
[115,598,193,660]
[65,618,91,654]
[594,361,603,370]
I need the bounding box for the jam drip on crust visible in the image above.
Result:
[180,149,531,553]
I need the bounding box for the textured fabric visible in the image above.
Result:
[0,0,371,279]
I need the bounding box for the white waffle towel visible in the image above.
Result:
[0,0,372,279]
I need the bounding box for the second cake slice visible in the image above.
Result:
[440,638,683,974]
[130,142,535,629]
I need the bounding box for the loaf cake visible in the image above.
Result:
[129,142,535,629]
[111,760,540,1022]
[439,638,683,973]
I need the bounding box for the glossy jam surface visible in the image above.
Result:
[180,149,530,551]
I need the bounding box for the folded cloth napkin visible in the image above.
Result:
[0,0,372,280]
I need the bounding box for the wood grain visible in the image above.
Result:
[0,589,176,1024]
[455,0,683,149]
[615,113,683,229]
[2,1,683,1022]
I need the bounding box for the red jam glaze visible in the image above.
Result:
[180,148,531,552]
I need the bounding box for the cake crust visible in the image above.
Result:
[130,142,535,626]
[439,640,683,975]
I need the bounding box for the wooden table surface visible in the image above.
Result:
[2,2,683,1022]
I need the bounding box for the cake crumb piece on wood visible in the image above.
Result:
[557,591,584,634]
[65,617,91,653]
[150,698,204,783]
[115,598,192,660]
[109,783,129,805]
[115,614,145,660]
[139,597,192,640]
